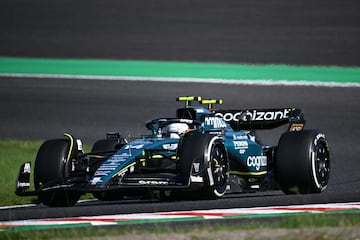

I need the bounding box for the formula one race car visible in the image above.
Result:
[15,96,330,207]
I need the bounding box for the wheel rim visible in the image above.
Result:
[314,141,330,187]
[210,145,228,193]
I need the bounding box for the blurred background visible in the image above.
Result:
[1,0,359,66]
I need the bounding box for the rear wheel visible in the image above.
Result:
[276,130,330,194]
[34,139,81,207]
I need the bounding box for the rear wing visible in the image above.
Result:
[214,108,306,131]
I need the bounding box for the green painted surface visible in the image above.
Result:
[0,57,359,83]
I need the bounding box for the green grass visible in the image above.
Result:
[1,213,359,240]
[0,140,42,206]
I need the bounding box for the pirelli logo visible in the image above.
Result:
[289,123,304,132]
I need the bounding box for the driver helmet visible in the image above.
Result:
[166,123,190,138]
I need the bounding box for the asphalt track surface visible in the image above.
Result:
[1,0,360,221]
[1,0,360,66]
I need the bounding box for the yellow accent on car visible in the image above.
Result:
[63,133,74,161]
[112,162,136,178]
[139,155,177,161]
[229,170,267,176]
[201,99,223,105]
[176,96,202,102]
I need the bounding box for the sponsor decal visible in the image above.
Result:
[124,144,144,150]
[233,140,248,154]
[24,163,31,173]
[190,175,204,183]
[247,155,267,171]
[232,134,248,140]
[97,154,132,171]
[97,166,117,171]
[289,123,304,132]
[119,152,132,157]
[76,139,83,151]
[94,170,112,176]
[162,143,178,151]
[193,162,200,173]
[138,180,169,185]
[90,177,103,185]
[215,112,242,122]
[314,133,326,145]
[17,182,30,187]
[106,159,124,164]
[204,117,227,128]
[216,109,291,122]
[105,154,131,164]
[180,119,195,124]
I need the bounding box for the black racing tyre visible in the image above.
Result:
[178,131,229,199]
[91,139,122,201]
[202,140,229,198]
[34,139,81,207]
[275,130,330,194]
[177,131,210,179]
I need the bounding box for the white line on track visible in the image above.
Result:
[0,199,98,210]
[0,204,37,210]
[1,73,359,88]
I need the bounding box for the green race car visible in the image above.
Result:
[15,96,330,207]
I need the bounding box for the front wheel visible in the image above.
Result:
[203,141,229,198]
[275,130,330,194]
[177,132,229,199]
[34,139,81,207]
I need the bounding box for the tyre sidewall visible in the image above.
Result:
[205,138,229,198]
[276,130,330,194]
